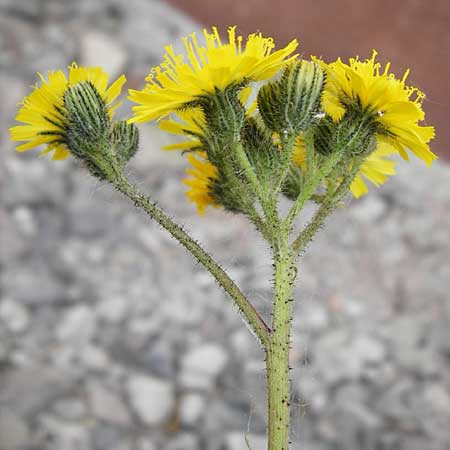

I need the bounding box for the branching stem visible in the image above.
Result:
[110,169,271,348]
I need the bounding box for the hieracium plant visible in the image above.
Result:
[11,26,436,450]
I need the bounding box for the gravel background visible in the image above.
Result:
[1,1,450,450]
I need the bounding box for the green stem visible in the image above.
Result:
[272,133,296,197]
[111,170,271,348]
[234,140,267,203]
[233,140,279,227]
[283,148,344,233]
[292,156,364,255]
[304,128,315,181]
[267,240,297,450]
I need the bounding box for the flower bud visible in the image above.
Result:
[191,84,246,143]
[313,112,377,157]
[64,81,110,159]
[257,60,324,134]
[64,81,140,180]
[110,121,139,166]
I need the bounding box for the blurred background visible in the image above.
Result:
[0,1,449,450]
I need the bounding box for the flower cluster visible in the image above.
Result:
[10,26,436,215]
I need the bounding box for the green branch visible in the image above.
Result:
[283,148,344,234]
[110,169,271,348]
[292,156,364,255]
[272,132,296,197]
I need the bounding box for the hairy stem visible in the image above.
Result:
[292,156,364,255]
[267,241,297,450]
[272,133,296,197]
[283,148,344,233]
[111,170,271,347]
[233,140,279,230]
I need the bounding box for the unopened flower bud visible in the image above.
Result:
[64,81,110,159]
[258,60,324,135]
[110,121,139,166]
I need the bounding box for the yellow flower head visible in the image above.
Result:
[128,26,298,123]
[183,152,219,214]
[318,51,436,166]
[292,135,396,198]
[10,63,126,160]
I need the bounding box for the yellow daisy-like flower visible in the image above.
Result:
[318,51,436,166]
[292,136,396,198]
[10,63,126,160]
[183,152,219,214]
[128,26,298,123]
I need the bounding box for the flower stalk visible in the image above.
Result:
[111,170,272,349]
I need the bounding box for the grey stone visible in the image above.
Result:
[3,159,66,207]
[0,298,30,333]
[91,424,124,450]
[142,340,176,379]
[56,305,97,345]
[39,415,91,450]
[180,344,229,389]
[126,373,174,425]
[0,409,30,450]
[164,433,199,450]
[0,210,29,262]
[2,266,66,305]
[12,206,37,236]
[224,433,266,450]
[96,296,128,323]
[85,379,131,426]
[52,397,87,421]
[349,195,387,223]
[179,393,205,426]
[80,31,126,78]
[350,334,386,365]
[0,366,77,417]
[79,345,111,370]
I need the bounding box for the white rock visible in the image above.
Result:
[53,398,87,421]
[350,195,387,223]
[126,373,174,425]
[225,432,266,450]
[351,335,386,364]
[80,31,126,78]
[180,344,229,390]
[39,415,90,450]
[56,305,97,344]
[0,298,30,333]
[12,206,36,236]
[86,380,131,426]
[179,393,205,426]
[80,345,111,370]
[96,296,128,322]
[182,344,229,378]
[230,329,255,358]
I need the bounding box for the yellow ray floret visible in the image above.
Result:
[183,152,219,214]
[128,26,298,123]
[159,108,206,152]
[318,51,436,166]
[292,136,396,198]
[10,63,126,160]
